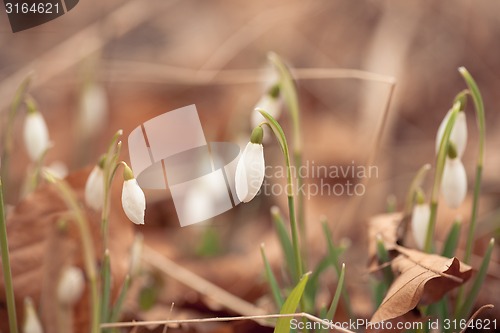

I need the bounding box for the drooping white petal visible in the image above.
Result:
[251,95,281,128]
[121,178,146,225]
[441,157,467,209]
[235,142,265,203]
[23,111,50,162]
[57,266,85,306]
[80,84,108,139]
[23,298,43,333]
[84,165,104,211]
[436,111,467,158]
[411,203,431,250]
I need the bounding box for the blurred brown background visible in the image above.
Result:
[1,0,500,329]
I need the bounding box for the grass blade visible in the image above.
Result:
[110,274,131,323]
[376,236,394,285]
[457,238,495,319]
[0,179,19,333]
[321,220,353,319]
[274,273,310,333]
[261,244,284,309]
[271,206,298,282]
[441,219,461,258]
[325,263,346,321]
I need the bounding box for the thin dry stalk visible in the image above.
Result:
[142,245,266,317]
[101,312,356,333]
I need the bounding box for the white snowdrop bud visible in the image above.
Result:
[411,204,430,250]
[121,164,146,225]
[441,157,467,209]
[57,266,85,306]
[235,127,265,203]
[23,100,50,162]
[84,157,105,211]
[23,297,43,333]
[79,84,108,139]
[411,190,430,250]
[436,110,467,158]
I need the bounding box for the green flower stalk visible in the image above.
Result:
[268,53,306,255]
[424,101,461,253]
[0,178,18,333]
[458,67,486,264]
[1,75,31,197]
[44,171,100,333]
[256,110,304,282]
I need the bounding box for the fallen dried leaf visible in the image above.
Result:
[371,246,472,323]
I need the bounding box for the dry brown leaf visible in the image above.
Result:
[0,167,134,333]
[371,246,472,323]
[368,212,402,265]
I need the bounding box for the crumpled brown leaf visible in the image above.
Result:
[368,212,402,267]
[371,246,472,324]
[0,167,134,333]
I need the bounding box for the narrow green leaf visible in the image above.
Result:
[109,275,131,323]
[101,250,112,323]
[271,206,298,282]
[459,67,486,266]
[304,256,329,308]
[274,273,309,333]
[321,220,353,319]
[376,236,394,285]
[317,306,328,333]
[268,52,299,129]
[457,238,495,319]
[261,244,284,309]
[373,280,387,308]
[441,219,461,258]
[325,263,346,321]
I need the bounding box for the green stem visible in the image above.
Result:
[0,179,19,333]
[459,68,485,264]
[101,131,123,250]
[259,111,303,280]
[268,53,306,262]
[258,110,305,317]
[424,103,461,253]
[1,75,31,199]
[44,173,100,333]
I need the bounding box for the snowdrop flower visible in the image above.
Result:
[411,189,430,250]
[79,83,108,139]
[23,101,50,162]
[57,266,85,306]
[43,160,68,180]
[235,126,265,203]
[441,147,467,209]
[84,157,105,211]
[121,164,146,225]
[251,83,281,129]
[23,297,43,333]
[436,110,467,158]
